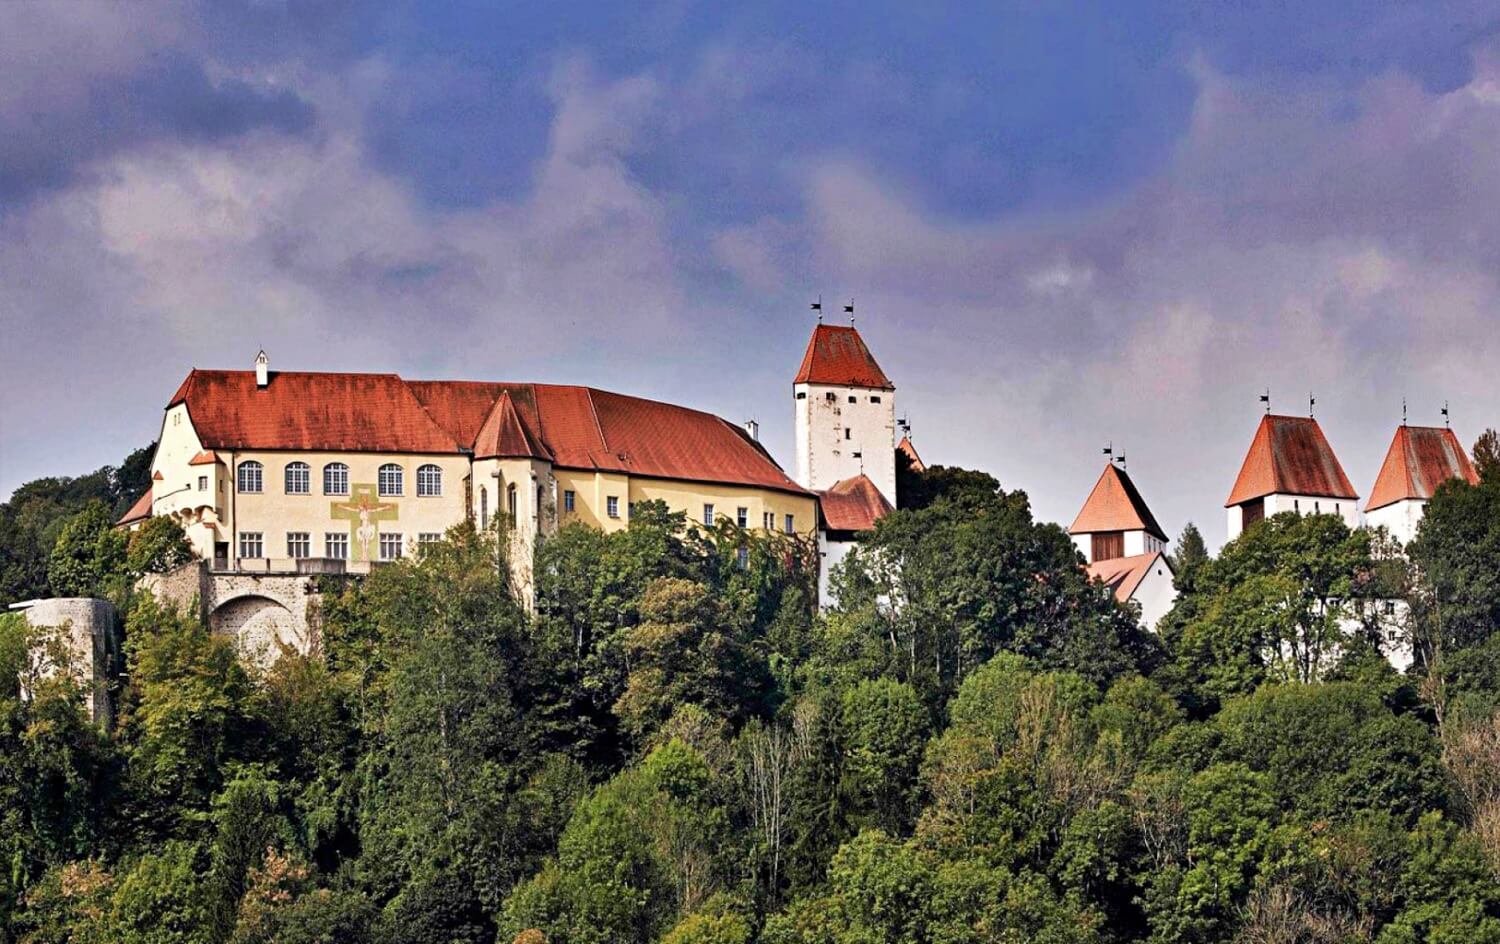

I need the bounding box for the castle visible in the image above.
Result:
[111,320,1479,659]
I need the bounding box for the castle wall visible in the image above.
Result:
[794,383,896,505]
[19,597,117,723]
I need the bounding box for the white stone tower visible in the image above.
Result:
[793,322,897,506]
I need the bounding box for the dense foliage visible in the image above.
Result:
[2,433,1499,943]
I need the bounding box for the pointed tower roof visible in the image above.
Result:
[1366,425,1478,512]
[473,390,553,461]
[897,435,925,472]
[1069,463,1168,542]
[794,324,893,389]
[1225,414,1358,506]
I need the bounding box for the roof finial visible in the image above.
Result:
[1117,451,1127,470]
[1260,388,1271,414]
[1103,441,1113,461]
[844,299,855,325]
[1402,397,1407,427]
[811,295,823,322]
[1442,400,1451,428]
[897,416,912,437]
[1309,392,1316,418]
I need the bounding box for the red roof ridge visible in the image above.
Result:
[117,487,153,526]
[1366,425,1478,512]
[474,390,553,461]
[1069,463,1167,542]
[818,474,895,532]
[794,324,893,389]
[1226,414,1358,506]
[1086,550,1169,603]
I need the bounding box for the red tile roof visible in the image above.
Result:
[1366,425,1478,512]
[168,370,809,496]
[188,450,219,466]
[1069,463,1167,542]
[818,474,894,532]
[117,488,152,526]
[897,435,926,472]
[1087,550,1170,603]
[793,324,893,389]
[1225,415,1358,506]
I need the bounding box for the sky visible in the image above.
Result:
[2,1,1499,548]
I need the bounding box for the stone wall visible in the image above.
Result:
[18,597,117,723]
[144,561,320,665]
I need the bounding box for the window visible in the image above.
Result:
[763,511,774,530]
[784,513,794,534]
[607,496,620,519]
[848,396,857,403]
[378,464,403,497]
[844,428,851,440]
[736,546,749,569]
[1294,499,1300,513]
[703,503,715,526]
[379,533,404,561]
[852,451,862,459]
[564,490,575,512]
[825,392,836,401]
[479,486,488,529]
[1334,502,1341,515]
[198,475,208,491]
[1314,501,1321,514]
[238,532,263,559]
[796,391,807,400]
[286,532,310,558]
[237,460,263,493]
[870,395,881,403]
[737,507,748,527]
[508,484,517,521]
[418,533,443,553]
[285,461,310,495]
[417,464,442,497]
[1384,600,1397,616]
[323,462,349,495]
[325,533,348,560]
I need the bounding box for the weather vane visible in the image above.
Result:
[810,295,823,322]
[1260,389,1271,414]
[1442,400,1451,428]
[1309,392,1316,418]
[844,299,855,324]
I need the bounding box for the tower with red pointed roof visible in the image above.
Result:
[1225,414,1359,540]
[1365,424,1478,545]
[793,322,897,506]
[1069,461,1177,631]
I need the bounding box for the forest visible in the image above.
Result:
[1,433,1499,944]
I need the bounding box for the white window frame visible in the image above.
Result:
[564,490,575,513]
[379,532,404,561]
[607,496,620,519]
[737,507,748,527]
[378,463,404,497]
[198,475,208,492]
[237,461,263,494]
[323,462,349,496]
[784,513,794,534]
[703,503,715,526]
[285,461,311,495]
[286,532,311,559]
[416,464,442,497]
[417,533,443,554]
[324,532,349,560]
[238,532,264,559]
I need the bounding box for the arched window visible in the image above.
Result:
[323,462,349,495]
[284,461,310,495]
[417,464,443,497]
[378,463,403,497]
[507,483,517,524]
[479,486,488,529]
[237,460,263,493]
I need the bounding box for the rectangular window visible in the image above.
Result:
[703,503,715,526]
[848,395,857,403]
[418,533,443,553]
[844,428,851,440]
[564,490,576,512]
[796,391,807,400]
[286,532,310,559]
[238,532,264,559]
[379,533,404,561]
[607,496,620,519]
[763,511,774,530]
[736,546,749,569]
[825,392,836,401]
[870,395,881,403]
[736,507,748,527]
[325,533,348,560]
[784,513,794,534]
[1314,501,1321,514]
[198,475,208,491]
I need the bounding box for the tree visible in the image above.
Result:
[1169,522,1209,594]
[838,679,928,833]
[1475,428,1500,483]
[1408,473,1500,659]
[125,516,193,576]
[46,501,128,598]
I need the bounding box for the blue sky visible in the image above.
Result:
[2,1,1499,546]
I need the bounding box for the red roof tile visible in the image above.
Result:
[117,488,152,526]
[1069,463,1167,542]
[1225,415,1358,506]
[897,435,926,472]
[793,324,893,388]
[1087,551,1170,603]
[474,391,553,461]
[169,371,809,496]
[172,370,459,454]
[818,474,895,532]
[1366,425,1478,512]
[188,450,219,466]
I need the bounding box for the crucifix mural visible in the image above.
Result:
[330,484,398,561]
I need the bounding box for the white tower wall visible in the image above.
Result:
[794,382,897,505]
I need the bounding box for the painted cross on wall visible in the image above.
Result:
[330,485,398,561]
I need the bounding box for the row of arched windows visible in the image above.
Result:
[235,460,443,497]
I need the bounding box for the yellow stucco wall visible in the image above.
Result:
[553,467,816,536]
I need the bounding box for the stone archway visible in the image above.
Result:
[210,594,300,667]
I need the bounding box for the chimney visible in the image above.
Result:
[744,419,760,442]
[255,350,269,388]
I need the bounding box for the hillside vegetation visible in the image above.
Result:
[2,439,1499,943]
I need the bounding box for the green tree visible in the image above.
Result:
[1168,522,1209,594]
[1474,428,1500,483]
[1408,473,1500,658]
[46,501,128,599]
[838,679,928,833]
[125,516,193,577]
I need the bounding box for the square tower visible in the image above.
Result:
[793,324,897,505]
[1224,414,1360,540]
